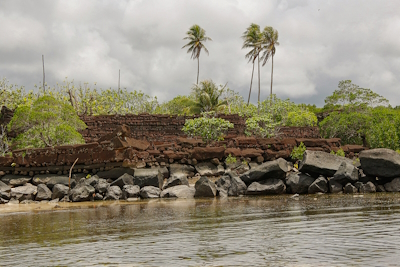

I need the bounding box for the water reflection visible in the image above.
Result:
[0,194,400,266]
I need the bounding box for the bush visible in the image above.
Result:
[330,148,345,157]
[245,114,278,138]
[225,154,237,164]
[286,109,317,127]
[290,142,306,161]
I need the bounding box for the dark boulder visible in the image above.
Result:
[134,168,163,189]
[163,176,189,190]
[195,162,225,176]
[227,171,247,196]
[285,172,315,194]
[194,176,217,198]
[140,186,161,199]
[246,179,286,195]
[329,179,343,194]
[96,167,135,180]
[95,178,110,194]
[110,173,134,189]
[1,175,31,186]
[344,183,358,194]
[35,184,52,201]
[215,175,230,197]
[10,183,37,201]
[169,164,195,178]
[52,184,69,200]
[308,176,328,194]
[104,186,122,200]
[160,185,195,199]
[32,174,74,189]
[331,162,359,185]
[384,178,400,192]
[240,158,290,186]
[360,148,400,178]
[122,185,140,199]
[69,183,95,202]
[0,180,11,200]
[359,182,376,193]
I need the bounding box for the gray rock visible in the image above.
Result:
[0,190,10,200]
[227,171,247,196]
[96,167,135,180]
[240,158,290,186]
[110,173,134,189]
[354,181,364,190]
[10,183,37,201]
[195,162,225,176]
[163,176,189,190]
[158,167,169,179]
[85,175,99,187]
[285,172,315,194]
[360,148,400,178]
[215,175,231,197]
[69,183,95,202]
[35,184,52,201]
[0,180,11,200]
[331,162,359,185]
[169,164,195,178]
[299,150,354,177]
[359,182,376,193]
[344,183,358,194]
[134,168,163,189]
[95,178,110,194]
[376,184,386,192]
[246,179,286,195]
[308,176,329,194]
[94,193,104,200]
[140,186,161,199]
[329,179,343,193]
[1,175,32,186]
[52,184,69,200]
[0,198,9,204]
[225,162,250,174]
[32,174,74,189]
[384,178,400,192]
[194,176,217,197]
[104,186,122,200]
[161,185,195,198]
[122,185,140,199]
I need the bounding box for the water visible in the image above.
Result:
[1,194,400,266]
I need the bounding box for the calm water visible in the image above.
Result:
[1,194,400,267]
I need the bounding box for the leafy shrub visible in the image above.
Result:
[225,154,237,164]
[330,148,345,157]
[245,114,278,138]
[286,109,317,127]
[290,142,306,161]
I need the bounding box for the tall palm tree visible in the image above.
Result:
[190,80,227,114]
[241,23,262,105]
[261,26,279,98]
[182,25,212,84]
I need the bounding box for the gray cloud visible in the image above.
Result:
[0,0,399,106]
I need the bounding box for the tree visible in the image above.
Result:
[8,96,86,149]
[155,95,195,115]
[182,25,212,84]
[242,23,262,105]
[261,26,279,98]
[190,80,227,114]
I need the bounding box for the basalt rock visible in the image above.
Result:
[308,176,328,194]
[95,178,110,194]
[69,183,95,202]
[163,176,189,190]
[35,184,52,201]
[52,184,70,200]
[329,179,343,194]
[96,167,135,180]
[384,178,400,192]
[194,176,217,198]
[110,173,134,189]
[10,183,37,201]
[344,183,358,194]
[104,185,122,200]
[246,179,286,195]
[140,186,161,199]
[360,148,400,178]
[240,158,290,186]
[1,175,31,186]
[359,182,376,193]
[331,162,359,185]
[160,185,195,199]
[133,168,163,189]
[285,172,315,194]
[195,162,225,176]
[169,164,195,178]
[122,185,140,199]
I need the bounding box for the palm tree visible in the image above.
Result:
[190,80,227,114]
[182,25,212,84]
[241,23,262,105]
[261,26,279,98]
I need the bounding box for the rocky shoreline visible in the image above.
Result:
[1,148,400,204]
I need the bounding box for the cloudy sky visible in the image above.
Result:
[1,0,399,106]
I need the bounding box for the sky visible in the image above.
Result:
[0,0,399,107]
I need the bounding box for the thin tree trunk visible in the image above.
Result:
[270,54,274,97]
[197,57,199,84]
[247,60,255,105]
[257,55,261,114]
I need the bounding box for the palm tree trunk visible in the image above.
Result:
[270,54,274,97]
[197,57,200,84]
[257,55,261,114]
[247,60,255,105]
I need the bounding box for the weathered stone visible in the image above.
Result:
[0,198,9,204]
[308,176,329,194]
[10,183,37,201]
[52,184,69,200]
[299,150,354,177]
[158,166,169,179]
[376,184,386,192]
[104,186,122,200]
[1,175,31,186]
[161,185,195,198]
[384,178,400,192]
[246,179,286,195]
[190,147,225,161]
[95,178,109,194]
[169,164,195,178]
[195,162,225,176]
[94,193,103,200]
[359,182,376,193]
[69,183,95,202]
[285,172,315,194]
[133,168,163,189]
[110,173,134,189]
[331,162,359,185]
[140,186,161,199]
[360,148,400,178]
[215,175,230,197]
[194,176,217,198]
[163,176,189,190]
[35,184,52,201]
[240,158,290,185]
[122,185,140,199]
[32,174,73,189]
[329,179,343,194]
[96,167,135,180]
[0,180,11,193]
[344,183,358,194]
[85,175,100,187]
[227,171,247,196]
[225,162,250,174]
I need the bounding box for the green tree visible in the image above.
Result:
[242,23,262,105]
[155,95,195,115]
[182,25,212,84]
[261,26,279,98]
[8,96,87,149]
[190,80,227,114]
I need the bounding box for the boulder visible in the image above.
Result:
[343,183,358,194]
[359,182,376,193]
[0,180,11,199]
[227,171,247,196]
[161,185,195,198]
[140,186,161,199]
[104,186,122,200]
[240,158,290,186]
[285,172,315,194]
[169,164,195,178]
[94,193,104,200]
[69,183,95,202]
[246,179,286,195]
[163,176,189,190]
[110,173,134,189]
[359,148,400,178]
[95,179,110,194]
[96,167,135,180]
[122,185,140,199]
[194,176,217,198]
[1,175,31,186]
[299,150,354,177]
[35,184,52,201]
[376,184,386,192]
[190,147,225,161]
[133,168,163,189]
[384,178,400,192]
[215,175,230,197]
[10,183,37,201]
[329,179,343,194]
[32,174,73,189]
[52,184,70,200]
[85,175,100,187]
[308,176,328,194]
[225,162,250,174]
[158,167,169,179]
[331,162,359,185]
[195,162,225,176]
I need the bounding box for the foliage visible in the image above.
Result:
[260,26,279,97]
[155,95,195,115]
[245,114,278,138]
[0,125,10,156]
[190,80,228,114]
[8,96,87,149]
[182,112,234,143]
[290,142,306,161]
[330,148,345,157]
[0,77,36,109]
[225,154,237,164]
[286,109,317,127]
